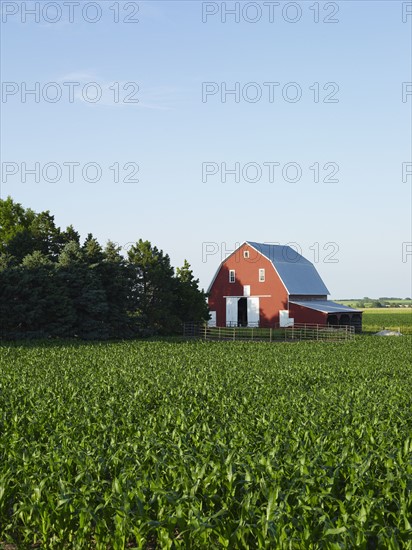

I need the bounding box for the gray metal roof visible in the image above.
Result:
[289,300,362,314]
[247,242,330,295]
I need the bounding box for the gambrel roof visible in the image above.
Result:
[207,241,330,296]
[246,242,330,296]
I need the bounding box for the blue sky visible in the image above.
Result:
[1,0,411,298]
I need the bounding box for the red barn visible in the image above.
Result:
[207,241,362,332]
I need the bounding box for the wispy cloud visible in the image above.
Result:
[53,72,186,110]
[58,72,98,82]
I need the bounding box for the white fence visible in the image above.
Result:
[183,323,355,342]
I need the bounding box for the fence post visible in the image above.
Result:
[270,328,272,342]
[233,327,236,341]
[204,324,207,340]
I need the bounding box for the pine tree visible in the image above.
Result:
[58,241,109,339]
[175,260,209,324]
[0,198,209,339]
[128,240,179,335]
[101,241,134,338]
[82,234,104,265]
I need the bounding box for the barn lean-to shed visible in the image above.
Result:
[207,241,362,332]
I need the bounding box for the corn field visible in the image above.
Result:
[362,309,412,335]
[1,337,411,549]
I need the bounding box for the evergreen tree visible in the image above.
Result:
[128,240,179,334]
[60,225,81,245]
[58,240,83,267]
[21,250,53,268]
[58,241,109,339]
[0,260,75,339]
[82,233,104,265]
[0,265,27,338]
[175,260,209,324]
[0,252,13,270]
[0,198,209,340]
[100,241,134,338]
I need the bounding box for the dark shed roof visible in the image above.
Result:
[289,300,362,314]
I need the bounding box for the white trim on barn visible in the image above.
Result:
[205,241,289,296]
[246,242,289,295]
[207,241,249,294]
[223,295,271,298]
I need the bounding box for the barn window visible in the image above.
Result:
[243,250,250,258]
[259,268,265,282]
[229,270,235,283]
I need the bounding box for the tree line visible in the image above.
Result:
[0,197,209,339]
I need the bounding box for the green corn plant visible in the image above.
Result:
[0,336,411,548]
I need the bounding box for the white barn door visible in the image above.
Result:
[247,297,260,326]
[226,297,238,326]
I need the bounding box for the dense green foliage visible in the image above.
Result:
[0,198,209,339]
[1,338,411,548]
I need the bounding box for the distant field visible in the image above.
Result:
[1,337,411,548]
[335,301,360,308]
[337,299,412,308]
[362,308,412,334]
